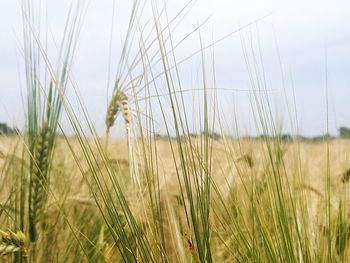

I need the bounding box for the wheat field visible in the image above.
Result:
[1,135,350,262]
[1,0,350,262]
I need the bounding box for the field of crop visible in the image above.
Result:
[2,135,350,262]
[1,0,350,262]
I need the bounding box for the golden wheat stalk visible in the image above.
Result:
[105,86,140,185]
[0,230,28,262]
[127,128,141,187]
[29,122,51,242]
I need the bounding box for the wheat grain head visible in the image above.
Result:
[0,230,28,262]
[29,122,51,242]
[105,86,131,134]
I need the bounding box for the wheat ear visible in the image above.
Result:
[105,90,131,134]
[105,88,140,185]
[0,230,28,262]
[29,122,50,242]
[105,88,132,164]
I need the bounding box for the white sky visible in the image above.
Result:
[1,0,350,136]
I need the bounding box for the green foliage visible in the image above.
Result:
[339,127,350,138]
[0,123,17,135]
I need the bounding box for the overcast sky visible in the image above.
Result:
[1,0,350,136]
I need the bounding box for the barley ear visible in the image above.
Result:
[116,90,131,134]
[105,78,130,133]
[105,88,131,151]
[105,79,121,132]
[0,230,29,262]
[29,122,51,242]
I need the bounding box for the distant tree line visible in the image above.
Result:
[255,127,350,142]
[2,121,350,140]
[339,127,350,138]
[0,122,18,135]
[154,126,350,142]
